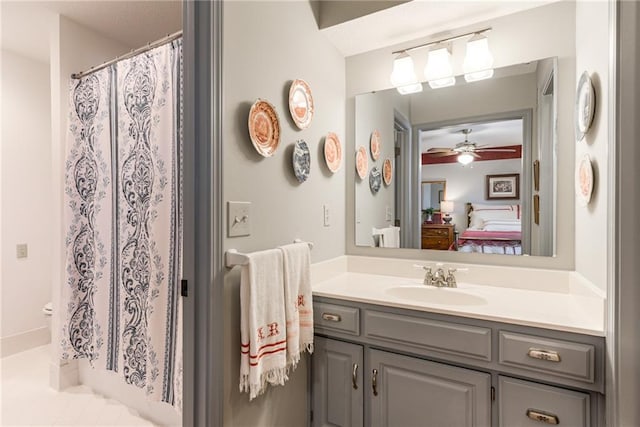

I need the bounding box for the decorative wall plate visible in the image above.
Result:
[370,129,381,160]
[575,71,595,141]
[324,132,342,173]
[248,99,280,157]
[369,167,382,193]
[289,79,314,130]
[576,154,594,206]
[382,158,393,185]
[292,139,310,183]
[356,146,368,179]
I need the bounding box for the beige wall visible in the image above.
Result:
[574,1,609,291]
[222,1,345,425]
[1,50,52,355]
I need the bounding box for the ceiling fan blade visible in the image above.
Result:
[470,152,481,158]
[427,148,454,153]
[476,148,517,153]
[428,151,457,157]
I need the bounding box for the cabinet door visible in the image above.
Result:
[369,349,491,427]
[312,336,364,427]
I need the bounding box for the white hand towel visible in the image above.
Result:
[380,226,400,248]
[279,242,313,369]
[239,249,288,400]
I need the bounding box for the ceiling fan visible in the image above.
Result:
[426,129,517,160]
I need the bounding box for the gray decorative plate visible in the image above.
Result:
[369,166,382,193]
[293,139,310,183]
[575,71,595,141]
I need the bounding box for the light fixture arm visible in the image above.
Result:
[391,27,492,55]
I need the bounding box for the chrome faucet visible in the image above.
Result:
[432,266,447,287]
[416,264,462,288]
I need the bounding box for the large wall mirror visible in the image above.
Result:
[355,57,557,257]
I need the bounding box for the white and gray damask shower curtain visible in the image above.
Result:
[61,40,183,409]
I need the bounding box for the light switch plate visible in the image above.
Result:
[16,243,28,259]
[386,206,392,221]
[228,201,251,237]
[323,204,330,227]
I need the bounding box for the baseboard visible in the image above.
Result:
[0,327,51,358]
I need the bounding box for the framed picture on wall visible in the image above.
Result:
[486,173,520,200]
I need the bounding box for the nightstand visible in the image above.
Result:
[421,224,455,250]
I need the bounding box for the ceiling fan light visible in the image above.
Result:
[390,52,419,89]
[463,33,494,82]
[457,153,474,165]
[425,45,454,88]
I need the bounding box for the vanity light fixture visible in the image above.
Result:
[390,27,492,94]
[463,33,494,82]
[390,51,423,95]
[424,45,455,89]
[457,152,474,165]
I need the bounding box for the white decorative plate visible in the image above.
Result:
[356,146,368,179]
[289,79,314,130]
[382,159,392,186]
[248,99,280,157]
[370,129,381,160]
[369,167,382,193]
[292,139,310,183]
[576,154,594,206]
[575,71,595,142]
[324,132,342,173]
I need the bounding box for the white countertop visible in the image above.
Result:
[312,271,605,337]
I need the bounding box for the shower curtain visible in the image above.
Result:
[60,39,183,410]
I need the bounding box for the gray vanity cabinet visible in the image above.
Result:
[312,297,604,427]
[369,349,491,427]
[312,336,364,427]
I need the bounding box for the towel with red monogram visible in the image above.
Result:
[279,242,314,369]
[239,249,288,400]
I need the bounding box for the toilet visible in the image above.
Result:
[42,302,53,331]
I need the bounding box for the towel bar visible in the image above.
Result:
[225,239,314,268]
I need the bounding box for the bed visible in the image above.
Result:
[454,202,522,255]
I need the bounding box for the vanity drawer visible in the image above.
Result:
[499,331,595,383]
[314,302,360,336]
[498,376,590,427]
[364,310,491,361]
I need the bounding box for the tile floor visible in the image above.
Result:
[1,345,155,426]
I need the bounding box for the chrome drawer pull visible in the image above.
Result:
[352,363,358,390]
[526,409,559,424]
[527,348,561,362]
[372,369,378,396]
[321,313,341,322]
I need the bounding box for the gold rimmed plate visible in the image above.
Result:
[324,132,342,173]
[370,129,381,160]
[289,79,314,130]
[248,99,280,157]
[356,146,368,179]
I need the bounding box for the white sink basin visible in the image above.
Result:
[385,286,487,306]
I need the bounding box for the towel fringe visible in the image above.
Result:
[240,366,290,400]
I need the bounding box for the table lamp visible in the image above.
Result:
[441,200,454,224]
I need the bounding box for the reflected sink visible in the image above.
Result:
[385,286,487,306]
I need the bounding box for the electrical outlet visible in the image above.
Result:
[16,244,28,259]
[356,209,361,224]
[323,205,330,227]
[227,201,251,237]
[386,206,392,221]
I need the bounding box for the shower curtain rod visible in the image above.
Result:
[70,30,183,80]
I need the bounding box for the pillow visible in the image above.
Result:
[469,207,520,228]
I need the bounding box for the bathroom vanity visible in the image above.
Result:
[310,269,605,427]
